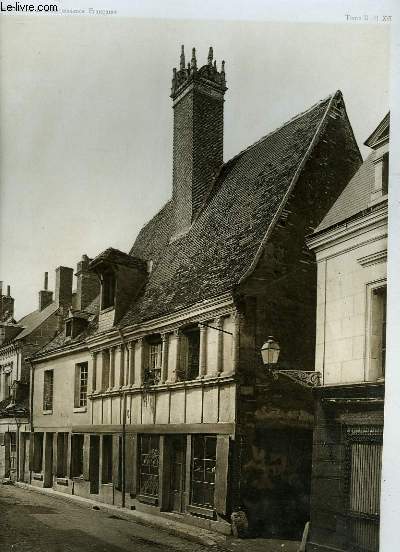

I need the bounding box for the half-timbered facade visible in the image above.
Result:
[28,46,362,537]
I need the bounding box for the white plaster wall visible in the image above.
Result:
[33,350,92,429]
[315,225,387,385]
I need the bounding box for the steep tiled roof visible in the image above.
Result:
[120,93,337,326]
[315,152,375,233]
[14,301,59,341]
[36,295,100,355]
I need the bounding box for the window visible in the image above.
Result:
[75,362,88,408]
[102,435,113,484]
[139,435,160,500]
[33,433,44,473]
[9,432,17,471]
[145,336,162,385]
[71,434,84,477]
[370,286,387,379]
[101,349,110,390]
[56,433,68,477]
[382,152,389,195]
[65,320,72,338]
[347,427,382,552]
[191,435,217,509]
[181,327,200,380]
[4,372,10,399]
[101,269,116,310]
[43,370,54,411]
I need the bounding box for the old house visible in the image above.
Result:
[28,46,361,538]
[0,267,74,481]
[306,114,389,552]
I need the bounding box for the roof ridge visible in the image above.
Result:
[223,91,337,169]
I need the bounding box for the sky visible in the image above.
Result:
[0,16,390,318]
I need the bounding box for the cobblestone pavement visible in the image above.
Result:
[0,485,212,552]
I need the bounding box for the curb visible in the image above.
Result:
[14,482,226,548]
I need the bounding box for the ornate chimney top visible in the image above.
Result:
[171,45,227,100]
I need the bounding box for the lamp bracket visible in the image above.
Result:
[271,370,321,388]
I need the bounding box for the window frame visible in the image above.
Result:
[74,362,89,409]
[43,369,54,412]
[181,326,200,381]
[144,336,162,385]
[366,281,387,381]
[101,269,116,310]
[138,434,160,503]
[190,435,217,510]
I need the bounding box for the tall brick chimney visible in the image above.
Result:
[75,254,100,311]
[38,272,53,311]
[55,266,73,308]
[170,45,227,237]
[0,282,14,321]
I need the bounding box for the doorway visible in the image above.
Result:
[168,435,186,513]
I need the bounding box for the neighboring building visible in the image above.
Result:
[306,114,389,552]
[28,46,361,538]
[0,267,74,481]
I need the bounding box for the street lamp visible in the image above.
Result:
[261,336,280,367]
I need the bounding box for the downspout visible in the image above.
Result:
[28,358,34,484]
[118,328,127,508]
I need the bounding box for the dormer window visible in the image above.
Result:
[65,320,72,338]
[101,269,116,310]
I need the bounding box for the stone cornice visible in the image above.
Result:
[307,202,388,253]
[87,292,234,351]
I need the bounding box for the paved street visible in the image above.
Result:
[0,485,211,552]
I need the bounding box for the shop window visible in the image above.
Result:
[181,327,200,380]
[191,435,217,509]
[102,435,113,484]
[370,285,387,379]
[101,269,116,310]
[43,369,54,411]
[71,434,84,477]
[144,336,162,385]
[74,362,88,407]
[56,433,68,477]
[139,435,160,500]
[33,433,44,473]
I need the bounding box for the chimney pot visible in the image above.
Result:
[7,285,10,297]
[44,272,48,291]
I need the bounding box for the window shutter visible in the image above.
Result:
[112,434,120,486]
[82,434,90,480]
[214,435,230,514]
[66,434,72,479]
[52,433,58,475]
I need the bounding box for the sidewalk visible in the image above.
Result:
[14,481,301,552]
